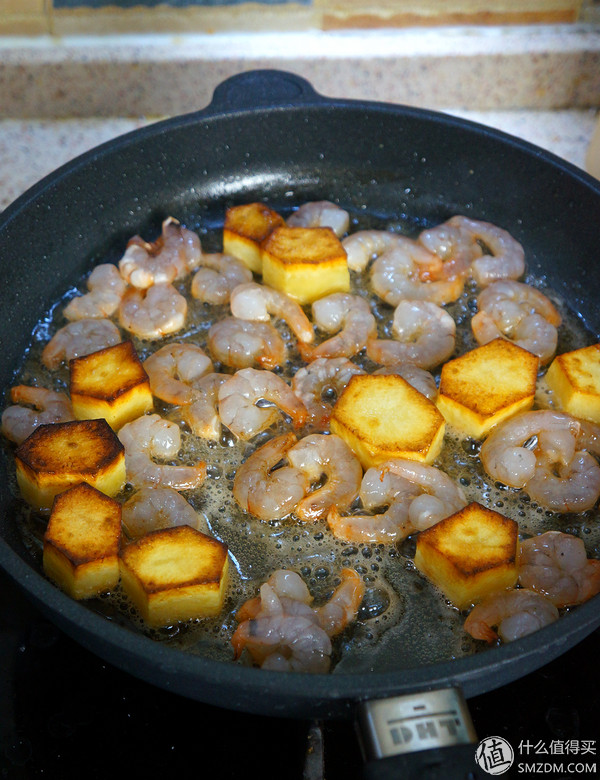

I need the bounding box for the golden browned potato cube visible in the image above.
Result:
[69,340,154,431]
[329,374,445,468]
[14,418,126,512]
[43,482,122,599]
[119,525,229,627]
[261,225,350,305]
[223,202,285,274]
[545,343,600,423]
[414,502,519,610]
[436,338,539,439]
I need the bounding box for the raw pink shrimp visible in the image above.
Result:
[479,410,600,513]
[118,217,201,289]
[373,363,438,401]
[291,357,365,428]
[121,485,206,539]
[327,459,467,544]
[143,343,214,405]
[366,300,456,370]
[1,385,75,444]
[118,413,206,490]
[315,568,365,637]
[207,317,286,370]
[230,282,314,344]
[286,433,363,522]
[298,293,376,361]
[418,219,481,281]
[190,253,253,305]
[41,318,122,369]
[472,280,561,364]
[287,201,350,237]
[217,368,307,440]
[63,264,128,320]
[463,588,559,643]
[519,531,600,607]
[232,433,309,521]
[118,282,187,340]
[180,373,230,440]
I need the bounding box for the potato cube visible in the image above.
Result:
[119,525,229,627]
[69,340,154,430]
[43,482,122,599]
[223,202,285,274]
[545,343,600,423]
[329,374,445,468]
[14,418,126,512]
[436,338,539,439]
[414,502,519,610]
[261,226,350,305]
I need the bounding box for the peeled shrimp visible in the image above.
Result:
[218,368,307,440]
[315,568,365,637]
[207,317,286,370]
[291,357,365,428]
[118,413,206,490]
[418,219,481,281]
[230,282,314,344]
[119,282,187,340]
[232,432,310,521]
[472,280,561,364]
[287,201,350,237]
[519,531,600,607]
[143,343,213,405]
[118,217,201,289]
[1,385,75,445]
[41,318,121,370]
[121,485,206,539]
[63,264,128,321]
[463,588,559,643]
[327,459,467,544]
[373,363,438,402]
[286,433,363,522]
[190,253,252,305]
[299,293,376,361]
[366,300,456,370]
[180,373,229,440]
[480,410,600,513]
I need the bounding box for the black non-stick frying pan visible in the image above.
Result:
[1,69,599,778]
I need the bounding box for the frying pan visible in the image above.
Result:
[1,69,600,778]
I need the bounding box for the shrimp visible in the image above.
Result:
[121,485,206,539]
[207,317,286,370]
[232,433,310,521]
[230,282,314,344]
[519,531,600,608]
[286,433,363,522]
[1,385,75,445]
[231,568,363,672]
[180,373,229,440]
[291,357,365,428]
[119,282,187,340]
[41,318,122,370]
[327,459,467,544]
[63,264,128,321]
[118,413,206,490]
[190,253,253,305]
[217,368,307,440]
[287,201,350,237]
[298,293,376,361]
[342,230,440,275]
[373,363,438,402]
[118,217,201,289]
[479,410,600,513]
[418,219,481,281]
[463,588,559,643]
[143,343,214,405]
[441,216,525,287]
[471,280,561,364]
[366,300,456,370]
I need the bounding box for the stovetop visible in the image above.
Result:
[1,567,598,780]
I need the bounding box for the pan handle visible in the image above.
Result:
[207,69,321,113]
[356,688,488,779]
